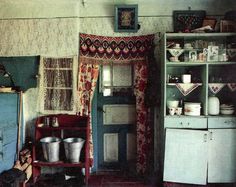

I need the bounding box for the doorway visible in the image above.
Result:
[94,64,137,172]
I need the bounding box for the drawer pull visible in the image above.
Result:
[224,120,235,125]
[180,122,183,125]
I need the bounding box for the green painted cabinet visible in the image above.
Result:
[162,33,236,185]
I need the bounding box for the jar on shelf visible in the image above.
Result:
[208,95,220,115]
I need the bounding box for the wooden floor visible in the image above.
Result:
[88,172,156,187]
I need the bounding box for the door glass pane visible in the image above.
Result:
[113,64,132,87]
[102,65,111,86]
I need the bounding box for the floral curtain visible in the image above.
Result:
[134,61,153,173]
[78,33,155,174]
[77,63,99,163]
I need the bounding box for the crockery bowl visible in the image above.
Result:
[220,109,235,115]
[167,100,179,108]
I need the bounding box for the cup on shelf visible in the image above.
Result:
[176,107,183,115]
[169,107,176,115]
[181,74,191,83]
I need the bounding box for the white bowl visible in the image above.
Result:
[220,109,235,115]
[167,100,179,108]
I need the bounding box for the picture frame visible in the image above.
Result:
[189,50,197,61]
[114,4,138,33]
[207,46,219,61]
[173,10,206,32]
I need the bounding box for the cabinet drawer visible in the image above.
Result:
[208,117,236,128]
[165,117,207,129]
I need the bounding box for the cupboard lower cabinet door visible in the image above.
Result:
[208,129,236,183]
[163,129,208,185]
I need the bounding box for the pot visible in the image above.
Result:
[184,102,201,116]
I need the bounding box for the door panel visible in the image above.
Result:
[208,129,236,183]
[97,90,136,170]
[104,133,119,162]
[103,105,136,125]
[164,129,208,185]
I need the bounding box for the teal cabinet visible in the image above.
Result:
[0,93,21,173]
[162,33,236,184]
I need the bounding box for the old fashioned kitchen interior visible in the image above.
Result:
[0,1,236,187]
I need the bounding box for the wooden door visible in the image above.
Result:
[96,90,136,171]
[208,129,236,183]
[163,128,208,185]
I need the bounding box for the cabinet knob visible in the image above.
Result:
[224,120,235,125]
[209,132,213,140]
[204,134,207,142]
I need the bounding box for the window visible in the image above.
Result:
[39,56,77,113]
[100,63,133,96]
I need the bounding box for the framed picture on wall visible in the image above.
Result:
[114,4,138,32]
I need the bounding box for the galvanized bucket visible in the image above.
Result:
[63,138,85,163]
[40,137,61,162]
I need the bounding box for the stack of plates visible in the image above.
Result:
[220,104,235,115]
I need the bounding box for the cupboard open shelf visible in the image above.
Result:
[33,161,85,167]
[32,114,90,185]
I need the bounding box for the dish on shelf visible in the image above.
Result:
[220,104,235,115]
[168,49,184,57]
[184,47,193,50]
[220,104,234,108]
[220,109,235,115]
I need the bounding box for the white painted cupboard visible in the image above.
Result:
[162,33,236,185]
[164,128,236,185]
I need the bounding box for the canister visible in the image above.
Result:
[184,102,201,116]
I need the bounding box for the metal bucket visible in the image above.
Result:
[40,137,61,162]
[63,138,85,163]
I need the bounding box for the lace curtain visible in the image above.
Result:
[39,56,76,113]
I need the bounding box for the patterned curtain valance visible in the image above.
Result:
[79,33,155,64]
